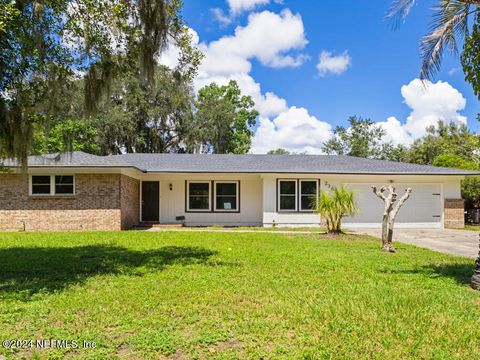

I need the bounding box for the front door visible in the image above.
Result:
[141,181,160,222]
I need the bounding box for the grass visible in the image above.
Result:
[464,224,480,231]
[0,231,479,359]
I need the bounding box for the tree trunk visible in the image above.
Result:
[384,223,395,253]
[381,212,391,250]
[372,185,411,253]
[385,188,412,253]
[372,185,396,251]
[471,235,480,290]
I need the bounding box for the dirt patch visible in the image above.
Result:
[116,344,138,359]
[203,338,243,355]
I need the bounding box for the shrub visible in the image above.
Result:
[314,186,359,234]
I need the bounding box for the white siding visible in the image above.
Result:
[131,172,464,228]
[443,178,462,198]
[260,174,464,228]
[262,175,320,227]
[138,174,263,226]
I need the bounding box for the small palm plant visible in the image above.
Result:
[314,186,359,234]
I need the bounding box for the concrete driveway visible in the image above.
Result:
[349,228,479,258]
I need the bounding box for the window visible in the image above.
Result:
[215,181,238,211]
[55,175,74,194]
[278,180,297,211]
[30,175,75,195]
[31,176,51,195]
[187,181,211,211]
[300,180,318,211]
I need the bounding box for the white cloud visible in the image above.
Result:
[257,92,288,118]
[251,78,468,153]
[211,8,233,26]
[201,10,308,72]
[193,9,308,118]
[377,79,467,145]
[378,117,413,146]
[316,50,351,77]
[228,0,271,14]
[251,107,333,154]
[212,0,285,25]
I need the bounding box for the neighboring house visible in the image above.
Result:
[0,151,478,232]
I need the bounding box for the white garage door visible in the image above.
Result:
[342,184,442,225]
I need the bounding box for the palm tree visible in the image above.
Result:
[315,186,359,234]
[387,0,480,80]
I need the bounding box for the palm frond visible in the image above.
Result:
[386,0,417,28]
[387,0,480,80]
[420,2,471,80]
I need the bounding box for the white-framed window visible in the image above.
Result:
[31,175,52,195]
[30,175,75,195]
[187,181,211,211]
[55,175,75,194]
[278,180,297,211]
[214,181,239,212]
[299,180,318,211]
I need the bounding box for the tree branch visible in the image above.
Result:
[390,188,412,220]
[372,185,387,201]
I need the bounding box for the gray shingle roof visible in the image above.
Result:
[5,151,479,175]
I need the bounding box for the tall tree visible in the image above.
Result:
[387,0,480,80]
[194,80,258,154]
[92,65,196,154]
[399,121,480,166]
[32,119,99,155]
[0,0,200,165]
[323,116,390,158]
[30,75,260,155]
[462,13,480,99]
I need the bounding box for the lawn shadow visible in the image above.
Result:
[389,262,474,286]
[0,245,217,301]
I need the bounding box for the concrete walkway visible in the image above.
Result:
[134,227,316,235]
[348,228,479,258]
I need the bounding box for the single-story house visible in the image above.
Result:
[1,151,478,232]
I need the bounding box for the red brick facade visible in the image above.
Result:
[0,173,139,232]
[444,199,465,229]
[120,174,140,229]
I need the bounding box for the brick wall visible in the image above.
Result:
[120,175,140,230]
[0,173,139,232]
[444,199,465,229]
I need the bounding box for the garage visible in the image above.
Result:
[342,183,443,227]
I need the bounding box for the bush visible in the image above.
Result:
[314,186,359,234]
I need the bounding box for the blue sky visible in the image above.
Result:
[178,0,479,153]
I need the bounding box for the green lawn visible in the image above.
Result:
[465,224,480,231]
[0,231,479,359]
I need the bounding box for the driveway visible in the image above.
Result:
[348,228,479,258]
